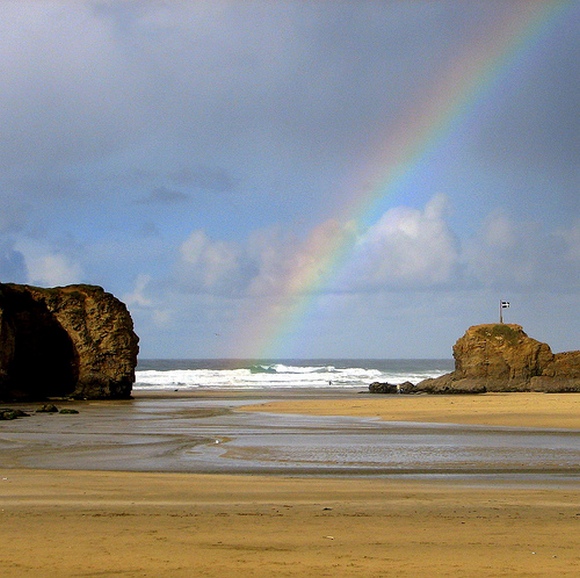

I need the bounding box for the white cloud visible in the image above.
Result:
[0,240,27,282]
[151,308,173,327]
[344,193,459,289]
[172,195,579,306]
[122,273,177,335]
[175,219,358,299]
[557,218,580,263]
[244,227,296,296]
[462,212,579,290]
[173,195,459,299]
[123,274,153,308]
[15,240,82,287]
[246,219,356,296]
[177,230,245,294]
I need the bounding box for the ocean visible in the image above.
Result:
[134,358,454,391]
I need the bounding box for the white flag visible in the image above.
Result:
[501,301,510,308]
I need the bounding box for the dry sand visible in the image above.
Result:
[242,392,580,429]
[1,469,579,577]
[1,392,579,576]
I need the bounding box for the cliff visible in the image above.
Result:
[0,283,139,401]
[417,324,579,393]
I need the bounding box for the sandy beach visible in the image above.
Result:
[241,392,580,429]
[1,391,579,576]
[1,469,579,577]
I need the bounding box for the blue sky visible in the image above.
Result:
[1,1,578,359]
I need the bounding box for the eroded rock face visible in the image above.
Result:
[0,284,139,401]
[417,324,579,393]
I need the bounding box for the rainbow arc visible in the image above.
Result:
[233,1,573,359]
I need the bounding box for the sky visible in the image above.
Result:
[1,1,578,359]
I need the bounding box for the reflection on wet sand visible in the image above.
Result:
[1,391,579,482]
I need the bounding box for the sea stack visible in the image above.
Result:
[417,324,580,393]
[0,283,139,401]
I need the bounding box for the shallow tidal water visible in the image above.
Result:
[1,392,580,484]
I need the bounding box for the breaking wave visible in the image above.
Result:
[134,359,452,391]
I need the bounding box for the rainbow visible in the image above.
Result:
[240,1,574,359]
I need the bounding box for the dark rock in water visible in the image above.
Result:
[36,403,59,413]
[416,324,580,394]
[0,283,139,402]
[59,408,79,414]
[369,380,415,394]
[0,408,30,420]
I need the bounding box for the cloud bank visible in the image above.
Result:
[167,194,578,301]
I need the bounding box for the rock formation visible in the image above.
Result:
[417,324,580,393]
[369,381,415,394]
[0,283,139,401]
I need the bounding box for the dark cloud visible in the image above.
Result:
[137,187,189,205]
[475,39,580,172]
[469,5,579,218]
[138,221,160,238]
[170,166,236,192]
[2,1,576,212]
[0,197,30,234]
[91,0,148,35]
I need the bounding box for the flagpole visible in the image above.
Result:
[499,300,510,323]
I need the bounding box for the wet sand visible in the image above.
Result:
[241,391,580,429]
[1,391,579,576]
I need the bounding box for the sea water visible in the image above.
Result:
[134,359,454,391]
